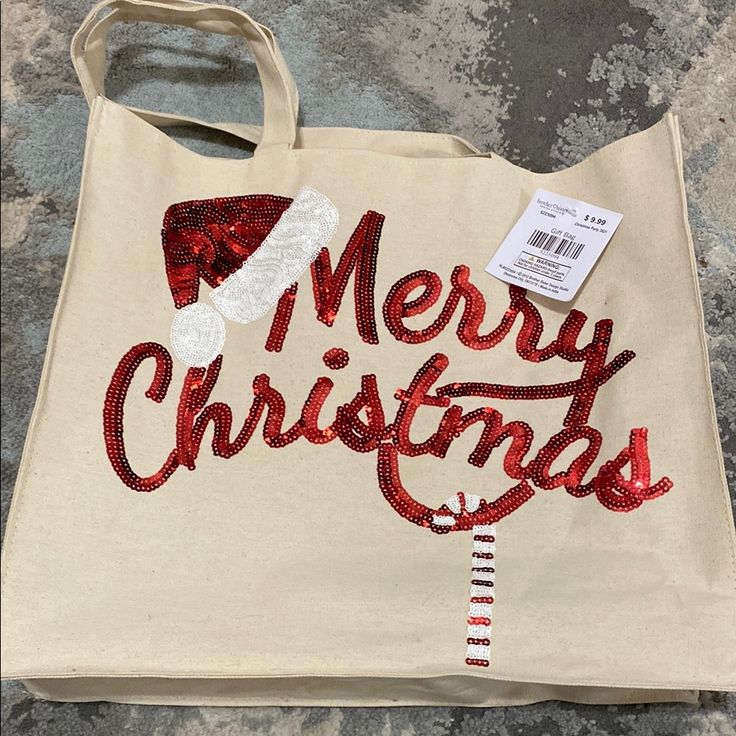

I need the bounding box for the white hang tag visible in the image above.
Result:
[485,188,623,302]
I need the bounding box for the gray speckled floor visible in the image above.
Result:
[2,1,735,734]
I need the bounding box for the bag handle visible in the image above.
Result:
[71,0,297,152]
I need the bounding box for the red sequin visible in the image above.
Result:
[311,211,384,344]
[376,442,536,533]
[265,283,298,353]
[467,616,491,626]
[383,269,449,343]
[323,347,350,370]
[102,342,179,491]
[103,342,673,528]
[108,202,672,533]
[333,374,389,453]
[590,427,673,511]
[162,195,292,308]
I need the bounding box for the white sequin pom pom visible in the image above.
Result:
[171,303,226,368]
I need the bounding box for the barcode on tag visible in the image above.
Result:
[527,229,586,260]
[485,188,623,301]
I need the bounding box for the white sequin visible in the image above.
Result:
[171,303,226,368]
[464,494,481,512]
[445,494,462,513]
[467,624,491,638]
[466,643,491,660]
[210,186,338,324]
[468,602,493,617]
[432,514,456,526]
[473,540,495,554]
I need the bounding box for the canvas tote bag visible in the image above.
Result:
[1,0,735,707]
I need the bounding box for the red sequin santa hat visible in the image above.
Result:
[162,186,338,367]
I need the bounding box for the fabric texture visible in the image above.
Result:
[1,1,736,736]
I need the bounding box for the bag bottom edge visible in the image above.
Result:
[18,676,700,707]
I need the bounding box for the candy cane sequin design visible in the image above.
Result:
[466,523,495,667]
[433,493,496,667]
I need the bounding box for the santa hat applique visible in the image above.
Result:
[162,186,339,367]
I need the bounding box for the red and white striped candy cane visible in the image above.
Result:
[432,493,496,668]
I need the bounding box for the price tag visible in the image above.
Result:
[485,188,623,301]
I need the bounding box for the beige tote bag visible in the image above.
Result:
[2,0,735,707]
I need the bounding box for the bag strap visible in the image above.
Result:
[71,0,296,152]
